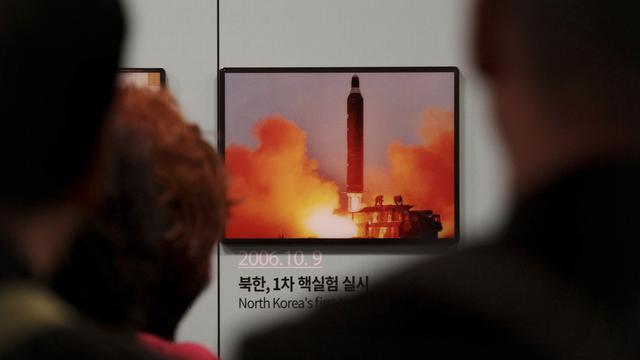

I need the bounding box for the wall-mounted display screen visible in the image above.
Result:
[118,68,166,90]
[220,68,459,243]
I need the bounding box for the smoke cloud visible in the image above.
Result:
[366,108,456,237]
[226,108,455,239]
[225,116,340,238]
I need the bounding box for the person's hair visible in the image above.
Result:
[0,0,125,207]
[502,0,640,132]
[53,88,227,340]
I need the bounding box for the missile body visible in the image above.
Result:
[347,75,364,212]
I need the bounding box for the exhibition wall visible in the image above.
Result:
[121,0,511,358]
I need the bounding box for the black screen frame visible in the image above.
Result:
[218,67,460,246]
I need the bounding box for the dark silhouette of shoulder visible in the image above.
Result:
[0,244,159,360]
[2,326,159,360]
[241,245,546,359]
[241,161,640,360]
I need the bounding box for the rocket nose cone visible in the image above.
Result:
[351,75,360,89]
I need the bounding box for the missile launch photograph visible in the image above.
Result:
[222,68,458,241]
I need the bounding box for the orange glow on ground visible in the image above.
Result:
[305,209,358,238]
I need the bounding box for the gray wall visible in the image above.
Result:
[121,0,511,358]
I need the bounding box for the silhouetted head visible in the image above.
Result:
[0,0,125,207]
[0,0,125,276]
[475,0,640,195]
